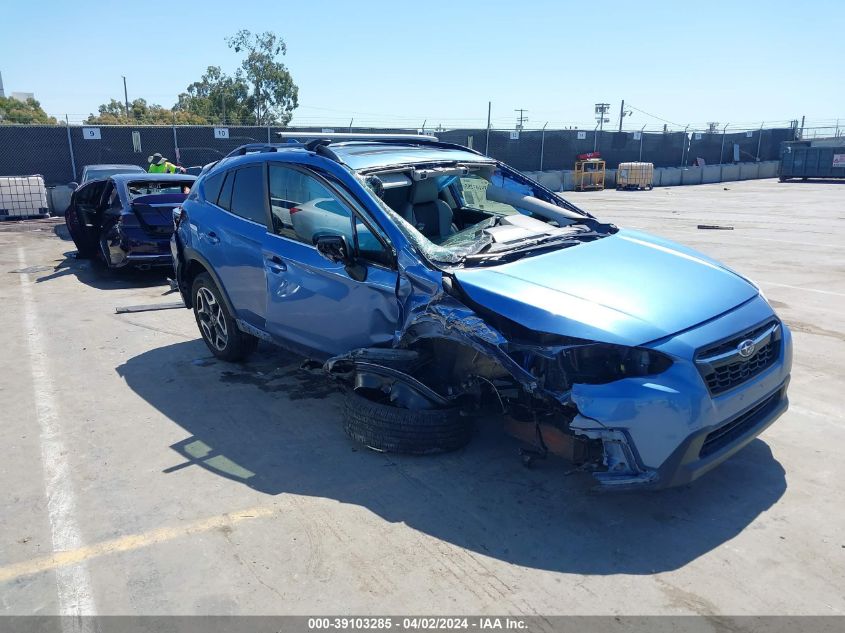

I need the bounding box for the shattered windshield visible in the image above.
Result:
[358,164,592,265]
[127,181,194,199]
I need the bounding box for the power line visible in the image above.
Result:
[625,103,684,128]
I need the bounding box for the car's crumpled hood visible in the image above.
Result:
[452,229,758,346]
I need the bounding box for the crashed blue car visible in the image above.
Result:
[172,134,792,489]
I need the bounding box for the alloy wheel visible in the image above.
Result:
[196,286,228,351]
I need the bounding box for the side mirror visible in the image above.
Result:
[315,234,352,264]
[68,182,79,190]
[314,234,367,282]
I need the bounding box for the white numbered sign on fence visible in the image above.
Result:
[633,131,642,140]
[82,127,101,140]
[510,130,519,140]
[746,131,753,138]
[577,131,586,140]
[695,132,703,140]
[214,128,230,139]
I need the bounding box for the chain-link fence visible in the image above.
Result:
[0,122,803,186]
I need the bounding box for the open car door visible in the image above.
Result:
[65,180,108,257]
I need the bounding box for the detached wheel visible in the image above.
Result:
[343,389,471,455]
[192,272,257,361]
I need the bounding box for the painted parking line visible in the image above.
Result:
[757,281,845,298]
[0,504,276,585]
[17,247,97,630]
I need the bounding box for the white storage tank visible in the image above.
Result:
[0,175,49,219]
[616,162,654,190]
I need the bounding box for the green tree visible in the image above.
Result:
[0,96,57,124]
[174,65,252,124]
[87,98,208,125]
[226,29,299,125]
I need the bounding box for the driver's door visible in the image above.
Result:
[262,163,399,357]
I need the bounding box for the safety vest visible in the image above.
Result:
[148,162,177,174]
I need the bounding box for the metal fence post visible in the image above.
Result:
[485,101,491,155]
[719,123,729,182]
[680,124,689,166]
[267,124,271,143]
[539,122,548,171]
[172,120,179,165]
[755,122,764,161]
[65,115,77,181]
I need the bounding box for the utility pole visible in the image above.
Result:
[514,108,528,131]
[594,103,610,133]
[122,76,130,121]
[594,103,610,152]
[617,101,632,132]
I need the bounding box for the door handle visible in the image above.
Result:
[205,231,220,245]
[263,253,287,273]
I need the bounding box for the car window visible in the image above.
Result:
[203,171,225,203]
[217,170,235,210]
[75,181,107,208]
[126,181,194,199]
[229,166,266,225]
[268,164,355,246]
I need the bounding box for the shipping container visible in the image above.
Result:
[779,141,845,181]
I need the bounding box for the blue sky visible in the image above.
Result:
[2,0,843,130]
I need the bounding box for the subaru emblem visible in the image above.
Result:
[737,339,756,358]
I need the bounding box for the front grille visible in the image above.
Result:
[696,320,781,395]
[699,388,782,457]
[703,339,778,393]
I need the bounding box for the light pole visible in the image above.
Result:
[122,76,130,120]
[594,102,610,152]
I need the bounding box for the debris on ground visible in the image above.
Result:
[697,224,734,230]
[114,301,185,314]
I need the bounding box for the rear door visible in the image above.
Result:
[201,165,270,329]
[262,163,399,356]
[67,180,108,251]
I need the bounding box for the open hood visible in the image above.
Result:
[453,229,759,346]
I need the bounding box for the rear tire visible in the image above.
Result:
[191,272,257,361]
[343,389,471,455]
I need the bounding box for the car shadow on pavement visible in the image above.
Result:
[117,340,787,576]
[33,251,173,291]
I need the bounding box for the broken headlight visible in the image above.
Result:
[561,343,673,385]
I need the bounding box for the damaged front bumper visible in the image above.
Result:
[569,300,793,490]
[330,282,792,490]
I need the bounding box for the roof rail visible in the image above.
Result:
[275,132,438,142]
[223,142,307,158]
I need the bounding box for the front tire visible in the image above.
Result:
[343,389,471,455]
[192,272,257,361]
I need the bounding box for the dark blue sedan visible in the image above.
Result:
[65,173,195,269]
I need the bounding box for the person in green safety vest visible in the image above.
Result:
[147,153,185,174]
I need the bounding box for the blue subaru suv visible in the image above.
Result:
[172,134,791,489]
